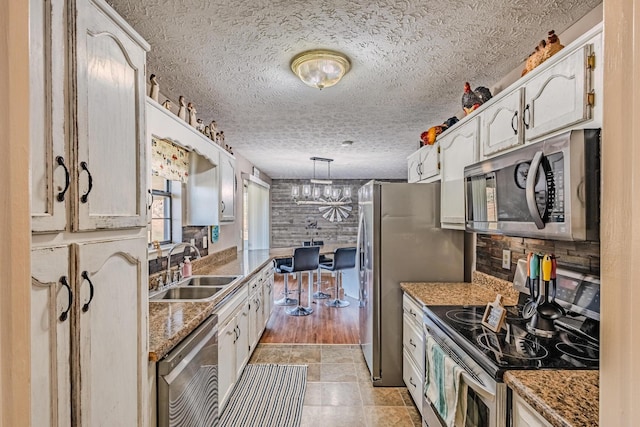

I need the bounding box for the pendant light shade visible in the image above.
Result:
[291,50,351,90]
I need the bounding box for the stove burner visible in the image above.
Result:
[477,333,549,360]
[445,309,483,325]
[555,342,599,362]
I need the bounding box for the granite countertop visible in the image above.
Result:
[505,370,599,427]
[400,271,520,306]
[149,244,354,362]
[148,249,273,362]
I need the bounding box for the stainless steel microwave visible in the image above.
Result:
[464,129,600,241]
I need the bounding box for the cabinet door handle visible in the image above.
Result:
[236,325,241,340]
[511,111,518,135]
[147,189,152,211]
[80,161,93,203]
[81,271,94,312]
[55,156,70,202]
[221,200,225,213]
[409,308,417,318]
[409,338,417,348]
[59,276,72,322]
[522,104,531,130]
[409,377,416,387]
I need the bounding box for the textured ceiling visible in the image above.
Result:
[107,0,600,179]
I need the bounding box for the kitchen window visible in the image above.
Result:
[149,175,173,245]
[149,175,184,249]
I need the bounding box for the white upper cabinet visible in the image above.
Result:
[523,43,593,142]
[30,0,68,232]
[219,154,237,222]
[74,0,149,231]
[407,149,422,183]
[407,143,440,183]
[439,117,479,229]
[481,88,525,157]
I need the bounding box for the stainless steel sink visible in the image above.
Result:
[150,286,225,301]
[178,275,242,287]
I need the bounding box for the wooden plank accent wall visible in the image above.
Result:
[271,179,371,247]
[476,234,600,281]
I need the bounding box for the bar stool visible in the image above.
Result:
[319,247,356,308]
[303,240,331,299]
[274,257,296,306]
[280,246,320,316]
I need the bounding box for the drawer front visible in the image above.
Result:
[216,286,248,324]
[403,314,424,372]
[403,293,422,327]
[403,348,423,415]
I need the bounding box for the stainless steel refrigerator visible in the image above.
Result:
[357,181,465,386]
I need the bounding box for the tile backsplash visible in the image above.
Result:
[476,234,600,282]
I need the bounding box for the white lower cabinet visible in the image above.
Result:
[31,245,72,427]
[403,348,423,410]
[31,237,147,427]
[76,238,147,426]
[217,262,277,410]
[217,288,249,410]
[512,392,553,427]
[218,317,237,411]
[263,262,275,321]
[402,294,424,414]
[248,276,263,352]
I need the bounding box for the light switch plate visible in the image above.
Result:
[190,238,195,247]
[203,236,208,249]
[502,250,511,269]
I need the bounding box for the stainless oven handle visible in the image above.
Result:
[425,325,484,386]
[525,150,545,229]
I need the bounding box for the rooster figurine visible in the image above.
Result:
[462,82,492,115]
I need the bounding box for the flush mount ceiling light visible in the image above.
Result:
[290,49,351,90]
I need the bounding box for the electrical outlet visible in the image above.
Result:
[203,236,208,249]
[190,238,195,247]
[502,250,511,269]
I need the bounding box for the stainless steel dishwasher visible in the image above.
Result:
[158,315,219,427]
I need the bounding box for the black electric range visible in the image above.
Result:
[422,262,600,381]
[424,302,599,380]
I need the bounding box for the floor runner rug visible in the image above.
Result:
[220,364,307,427]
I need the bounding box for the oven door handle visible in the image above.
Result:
[525,151,546,229]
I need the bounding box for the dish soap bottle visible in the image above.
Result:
[182,256,192,278]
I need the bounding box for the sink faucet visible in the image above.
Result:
[166,242,202,285]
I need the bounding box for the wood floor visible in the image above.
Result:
[260,272,360,344]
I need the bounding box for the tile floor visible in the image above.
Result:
[249,343,422,427]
